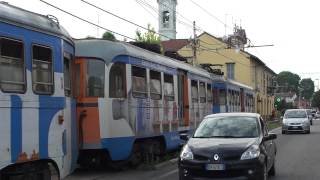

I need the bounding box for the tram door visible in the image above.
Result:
[240,88,245,112]
[177,70,189,127]
[74,58,104,148]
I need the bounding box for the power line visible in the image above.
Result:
[81,0,172,40]
[135,0,158,19]
[188,0,232,30]
[39,0,136,40]
[138,0,203,32]
[156,0,202,30]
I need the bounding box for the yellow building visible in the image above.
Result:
[162,32,276,119]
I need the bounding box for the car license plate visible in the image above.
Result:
[205,164,225,171]
[292,126,298,129]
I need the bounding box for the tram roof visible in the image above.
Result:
[75,39,223,80]
[227,79,254,90]
[0,2,73,43]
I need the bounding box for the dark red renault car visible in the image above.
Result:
[178,113,277,180]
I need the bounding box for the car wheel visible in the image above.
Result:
[268,161,276,176]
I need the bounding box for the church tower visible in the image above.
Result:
[158,0,177,40]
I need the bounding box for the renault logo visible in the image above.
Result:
[213,154,220,161]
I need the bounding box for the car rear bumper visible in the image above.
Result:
[282,125,310,132]
[178,156,264,179]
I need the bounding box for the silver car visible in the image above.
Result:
[282,109,311,134]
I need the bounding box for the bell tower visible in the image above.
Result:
[158,0,177,40]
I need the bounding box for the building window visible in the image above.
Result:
[86,59,105,97]
[132,66,147,98]
[109,63,126,98]
[64,53,72,96]
[32,45,53,94]
[226,63,235,80]
[199,82,206,103]
[150,70,161,100]
[0,38,25,93]
[162,11,170,28]
[164,73,174,101]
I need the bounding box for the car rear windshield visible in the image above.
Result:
[285,111,307,118]
[193,116,259,138]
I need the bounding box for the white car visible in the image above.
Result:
[282,109,311,134]
[316,111,320,119]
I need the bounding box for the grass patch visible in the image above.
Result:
[267,120,282,130]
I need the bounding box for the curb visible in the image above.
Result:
[270,126,282,133]
[154,158,178,170]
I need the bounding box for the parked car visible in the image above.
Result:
[306,109,313,125]
[282,109,311,134]
[178,113,277,180]
[316,111,320,119]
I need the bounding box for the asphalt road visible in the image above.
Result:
[66,119,320,180]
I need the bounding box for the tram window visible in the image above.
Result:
[132,66,147,98]
[86,59,105,97]
[191,80,198,102]
[199,82,206,103]
[219,89,226,105]
[213,89,219,104]
[150,70,161,100]
[109,63,126,98]
[64,52,72,96]
[164,74,174,101]
[32,45,53,94]
[207,84,213,103]
[0,38,25,93]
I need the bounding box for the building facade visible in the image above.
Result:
[162,32,277,119]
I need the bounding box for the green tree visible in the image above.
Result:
[135,24,160,44]
[312,90,320,108]
[102,31,116,41]
[300,78,314,100]
[276,71,301,94]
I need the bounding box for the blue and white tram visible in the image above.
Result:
[213,79,254,113]
[0,2,77,179]
[74,39,221,166]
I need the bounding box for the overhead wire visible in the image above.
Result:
[81,0,173,40]
[137,0,203,32]
[188,0,233,31]
[39,0,136,41]
[135,0,158,19]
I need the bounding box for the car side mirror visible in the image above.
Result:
[263,133,277,141]
[180,133,190,141]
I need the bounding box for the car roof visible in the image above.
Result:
[204,113,260,119]
[285,109,307,112]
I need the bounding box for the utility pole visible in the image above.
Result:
[192,21,197,66]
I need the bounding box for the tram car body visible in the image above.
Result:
[74,39,222,164]
[213,79,254,113]
[0,2,77,179]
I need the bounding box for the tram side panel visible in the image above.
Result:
[0,21,76,179]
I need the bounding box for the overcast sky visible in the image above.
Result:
[6,0,320,88]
